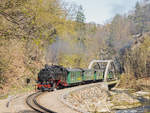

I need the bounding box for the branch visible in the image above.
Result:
[0,11,20,25]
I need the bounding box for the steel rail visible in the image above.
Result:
[26,91,56,113]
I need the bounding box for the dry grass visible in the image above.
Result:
[117,73,140,91]
[118,73,150,91]
[137,77,150,91]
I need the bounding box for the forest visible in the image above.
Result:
[0,0,150,93]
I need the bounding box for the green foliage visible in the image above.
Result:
[0,0,76,41]
[59,54,85,68]
[75,5,85,23]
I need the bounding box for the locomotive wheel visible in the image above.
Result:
[58,84,64,89]
[48,88,51,92]
[41,87,45,92]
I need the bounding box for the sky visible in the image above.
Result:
[64,0,141,24]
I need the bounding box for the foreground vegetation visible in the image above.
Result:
[0,0,150,93]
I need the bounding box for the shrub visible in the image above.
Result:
[118,73,140,91]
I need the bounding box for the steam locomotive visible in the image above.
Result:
[37,60,118,91]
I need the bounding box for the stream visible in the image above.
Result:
[114,90,150,113]
[117,105,150,113]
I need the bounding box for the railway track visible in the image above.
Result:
[26,91,56,113]
[26,81,118,113]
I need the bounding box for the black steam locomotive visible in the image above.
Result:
[37,65,69,91]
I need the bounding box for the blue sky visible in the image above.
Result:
[64,0,141,24]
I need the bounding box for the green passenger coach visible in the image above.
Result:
[67,69,83,84]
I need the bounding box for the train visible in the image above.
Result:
[37,60,118,91]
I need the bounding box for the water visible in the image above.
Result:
[116,93,150,113]
[116,106,150,113]
[110,90,150,113]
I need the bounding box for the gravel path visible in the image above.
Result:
[0,92,37,113]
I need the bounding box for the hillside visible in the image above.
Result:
[0,0,150,94]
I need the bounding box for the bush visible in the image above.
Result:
[118,73,140,91]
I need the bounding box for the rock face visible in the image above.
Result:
[62,83,143,113]
[64,84,110,113]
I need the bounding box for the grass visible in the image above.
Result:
[0,94,8,100]
[2,84,36,98]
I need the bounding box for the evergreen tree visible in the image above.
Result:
[75,5,86,51]
[76,5,85,23]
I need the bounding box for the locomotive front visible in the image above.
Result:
[37,65,68,91]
